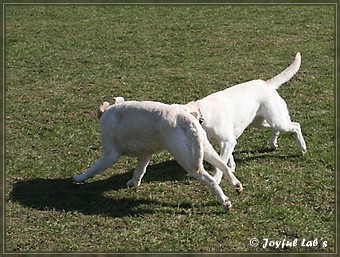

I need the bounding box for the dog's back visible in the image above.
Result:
[99,101,205,165]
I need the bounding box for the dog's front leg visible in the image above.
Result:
[203,140,242,193]
[213,140,236,184]
[126,156,151,187]
[73,152,119,182]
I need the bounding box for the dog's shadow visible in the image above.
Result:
[9,150,300,217]
[9,160,188,218]
[234,147,302,164]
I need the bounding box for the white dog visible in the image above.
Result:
[178,52,307,184]
[73,98,243,209]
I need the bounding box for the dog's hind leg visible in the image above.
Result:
[73,151,120,182]
[190,168,232,209]
[171,147,232,209]
[290,122,307,154]
[261,120,280,150]
[126,156,151,187]
[263,97,307,154]
[267,113,307,154]
[272,121,306,154]
[164,130,232,209]
[253,118,281,150]
[269,130,280,150]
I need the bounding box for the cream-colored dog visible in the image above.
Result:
[177,53,307,184]
[73,98,243,209]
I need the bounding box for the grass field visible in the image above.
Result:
[5,4,335,253]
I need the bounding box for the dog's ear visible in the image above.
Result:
[189,110,199,119]
[113,97,125,105]
[173,103,199,119]
[186,101,199,120]
[97,101,110,120]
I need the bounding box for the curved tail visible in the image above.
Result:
[266,52,301,90]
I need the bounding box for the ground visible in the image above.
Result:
[4,4,335,253]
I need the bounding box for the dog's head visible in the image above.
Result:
[97,96,125,120]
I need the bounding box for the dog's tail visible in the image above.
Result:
[266,52,301,90]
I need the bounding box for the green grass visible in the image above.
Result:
[5,4,335,253]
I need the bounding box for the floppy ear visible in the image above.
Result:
[97,101,110,120]
[185,101,199,120]
[189,110,199,119]
[113,97,125,104]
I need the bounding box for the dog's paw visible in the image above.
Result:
[126,179,134,187]
[270,144,279,151]
[224,200,233,211]
[235,182,243,193]
[73,174,85,183]
[126,179,140,187]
